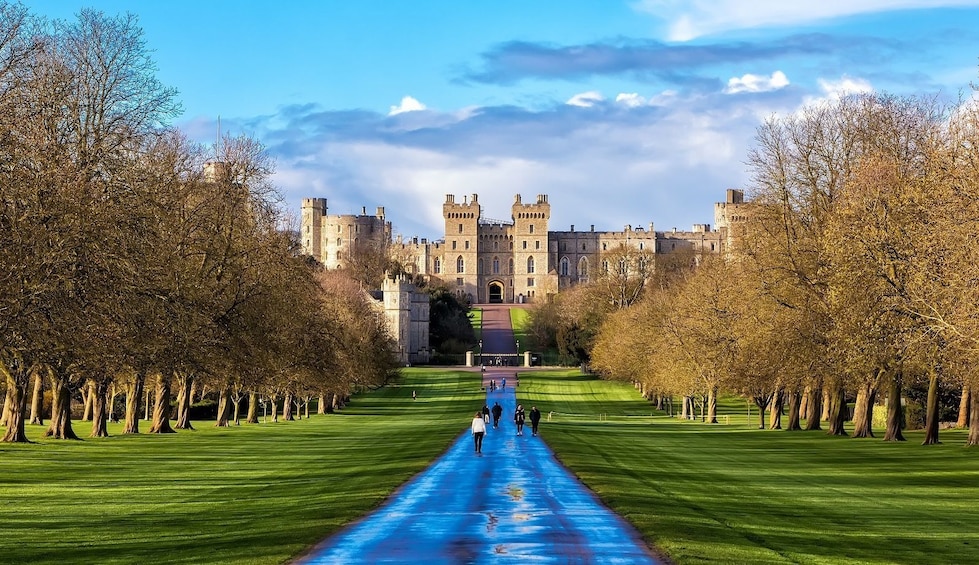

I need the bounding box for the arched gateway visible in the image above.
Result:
[488,281,504,303]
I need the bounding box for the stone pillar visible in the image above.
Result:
[524,351,531,368]
[466,351,474,367]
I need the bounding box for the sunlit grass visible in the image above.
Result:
[0,368,483,565]
[518,369,979,564]
[510,307,531,350]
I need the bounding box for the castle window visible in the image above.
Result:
[457,255,465,273]
[337,225,341,233]
[509,242,513,250]
[336,251,341,261]
[582,243,586,251]
[535,240,540,250]
[465,240,470,250]
[336,238,341,247]
[508,258,514,274]
[522,241,527,250]
[527,256,535,274]
[493,257,500,274]
[458,223,463,234]
[529,224,535,234]
[478,258,483,274]
[434,257,442,274]
[639,242,644,250]
[527,277,535,287]
[711,243,716,251]
[457,277,464,286]
[578,257,588,278]
[494,241,499,251]
[602,242,607,251]
[452,241,457,250]
[560,257,569,276]
[602,260,609,273]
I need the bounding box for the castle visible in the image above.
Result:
[301,189,748,305]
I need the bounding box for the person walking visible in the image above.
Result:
[530,406,541,436]
[491,401,503,429]
[514,404,526,436]
[482,404,490,424]
[501,377,506,390]
[471,411,486,454]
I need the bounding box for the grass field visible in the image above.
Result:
[517,369,979,564]
[6,366,979,564]
[510,307,531,350]
[469,307,482,342]
[0,368,483,565]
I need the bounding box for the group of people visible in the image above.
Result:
[471,401,541,454]
[487,377,506,391]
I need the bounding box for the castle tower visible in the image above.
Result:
[441,194,481,302]
[511,194,550,302]
[301,198,327,260]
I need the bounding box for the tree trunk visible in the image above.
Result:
[706,387,718,424]
[754,397,767,429]
[123,372,144,434]
[851,380,876,438]
[786,389,802,431]
[81,380,94,421]
[967,391,979,446]
[232,396,242,425]
[29,371,44,425]
[318,394,327,415]
[680,395,690,420]
[820,387,831,422]
[882,370,905,442]
[1,388,9,427]
[270,394,279,423]
[827,383,848,436]
[283,392,294,421]
[215,386,231,427]
[144,387,151,421]
[655,395,664,411]
[798,390,808,422]
[768,389,783,430]
[957,384,970,429]
[89,380,110,438]
[148,373,175,434]
[45,375,80,440]
[804,384,822,431]
[1,372,31,443]
[173,373,194,430]
[326,392,336,413]
[922,369,941,445]
[246,392,259,424]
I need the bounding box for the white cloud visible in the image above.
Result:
[388,95,427,115]
[632,0,979,41]
[725,70,790,94]
[566,91,605,107]
[615,92,647,107]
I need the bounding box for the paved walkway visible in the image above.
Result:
[299,368,660,564]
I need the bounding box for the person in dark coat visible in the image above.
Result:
[514,404,526,436]
[482,404,490,424]
[530,406,541,436]
[491,402,503,428]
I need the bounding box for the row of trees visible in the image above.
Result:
[583,90,979,446]
[0,5,400,443]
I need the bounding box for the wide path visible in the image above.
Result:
[299,367,660,564]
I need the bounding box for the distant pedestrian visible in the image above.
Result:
[471,411,486,454]
[412,390,417,401]
[514,404,526,436]
[530,406,541,436]
[501,377,506,390]
[482,404,490,424]
[491,401,503,428]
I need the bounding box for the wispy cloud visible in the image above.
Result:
[461,35,897,86]
[389,95,427,115]
[632,0,979,41]
[725,70,790,94]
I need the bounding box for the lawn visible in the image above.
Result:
[469,307,482,342]
[0,368,483,565]
[510,307,531,350]
[517,369,979,564]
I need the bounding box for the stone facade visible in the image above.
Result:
[300,197,391,270]
[302,191,739,305]
[379,275,430,365]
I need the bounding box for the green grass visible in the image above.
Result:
[0,368,484,565]
[469,307,482,342]
[510,307,531,350]
[517,369,979,564]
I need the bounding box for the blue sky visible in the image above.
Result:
[28,0,979,238]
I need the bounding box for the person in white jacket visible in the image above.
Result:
[471,411,487,454]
